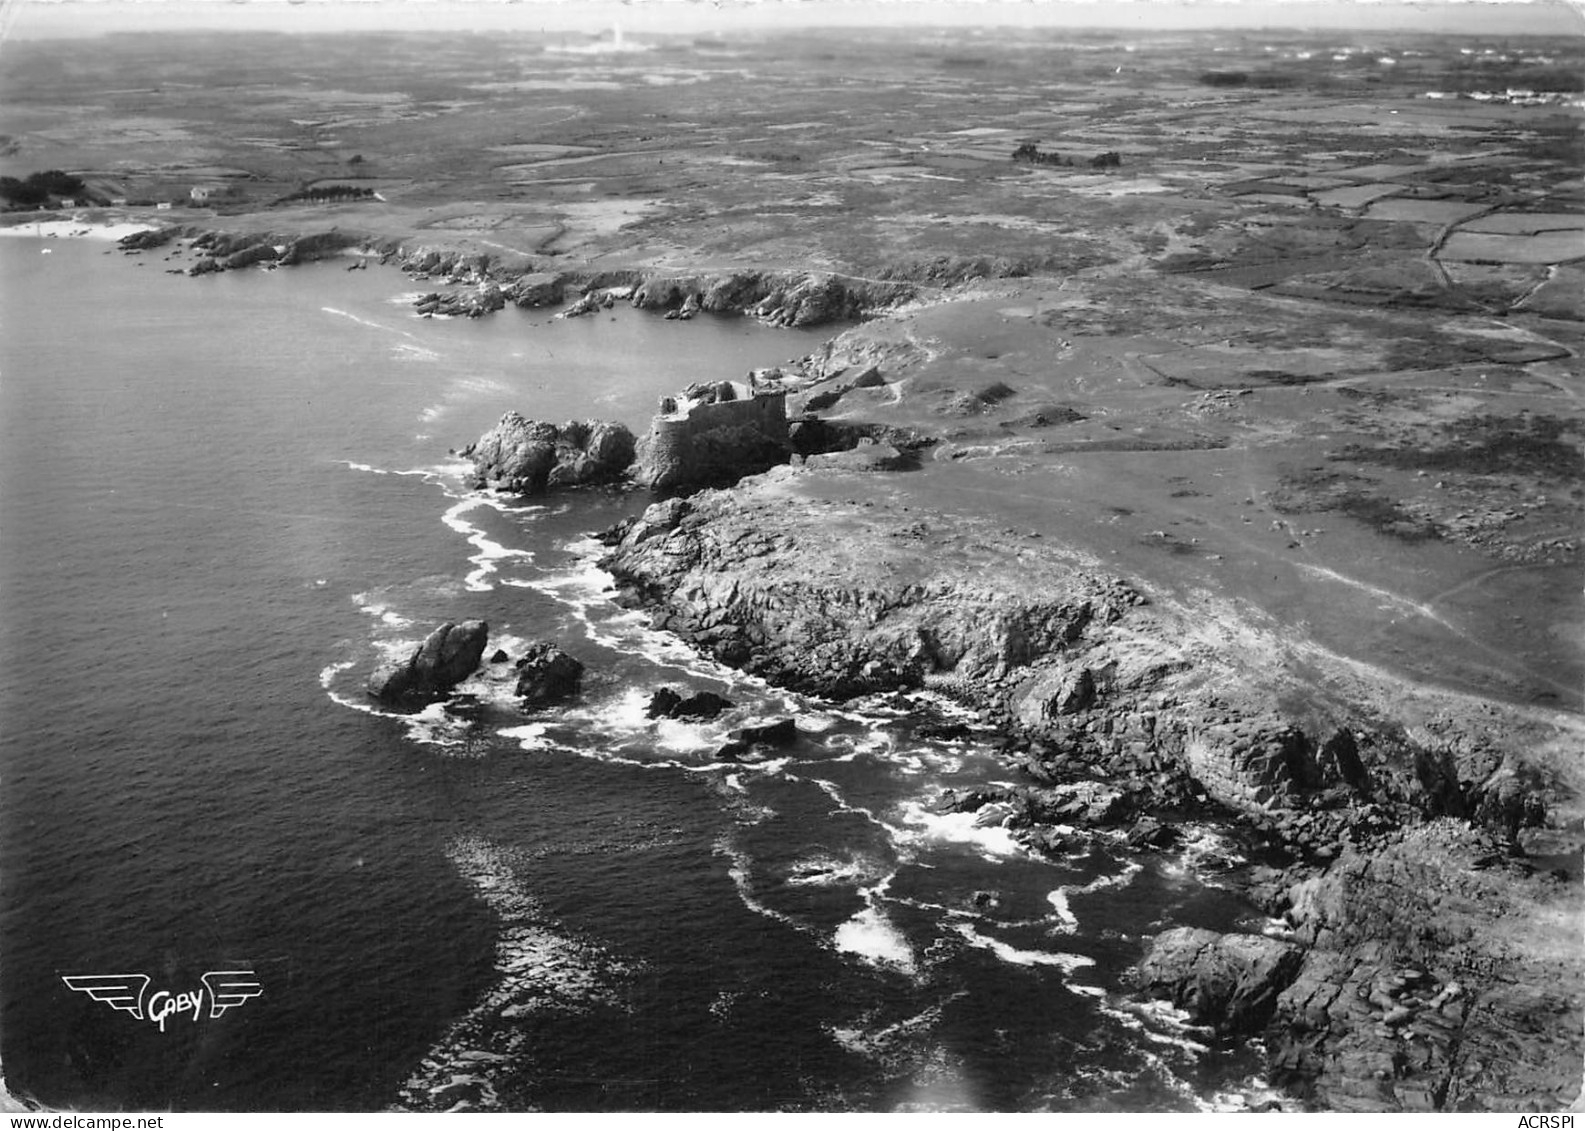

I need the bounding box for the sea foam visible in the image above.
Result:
[833,905,917,974]
[948,921,1094,973]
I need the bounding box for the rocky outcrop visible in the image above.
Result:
[508,273,565,308]
[800,364,887,412]
[600,483,1139,699]
[369,621,489,704]
[277,231,359,265]
[801,441,911,473]
[717,717,802,761]
[556,288,624,319]
[589,460,1580,1111]
[646,687,733,720]
[416,283,507,319]
[1131,821,1584,1112]
[180,228,359,275]
[631,381,790,491]
[463,413,636,494]
[629,272,912,327]
[514,642,584,709]
[118,226,188,251]
[1134,927,1304,1033]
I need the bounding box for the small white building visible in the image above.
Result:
[156,201,173,211]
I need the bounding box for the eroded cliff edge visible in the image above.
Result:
[599,466,1585,1112]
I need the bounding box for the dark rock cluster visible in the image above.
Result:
[461,413,636,494]
[368,620,490,705]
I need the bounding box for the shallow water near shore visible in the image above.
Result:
[1,238,1265,1111]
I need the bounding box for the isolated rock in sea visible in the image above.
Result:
[514,642,584,709]
[1134,927,1304,1034]
[464,412,636,494]
[730,717,799,746]
[632,380,790,490]
[645,687,734,720]
[369,620,490,704]
[716,717,801,761]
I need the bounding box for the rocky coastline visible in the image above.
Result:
[118,215,1583,1113]
[592,471,1584,1112]
[117,223,920,327]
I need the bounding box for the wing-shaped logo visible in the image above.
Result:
[61,974,151,1019]
[201,970,263,1018]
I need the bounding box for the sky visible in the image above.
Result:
[1,0,1582,39]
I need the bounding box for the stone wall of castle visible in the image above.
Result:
[635,384,789,489]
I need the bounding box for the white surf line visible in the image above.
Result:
[441,496,538,592]
[714,828,814,934]
[396,835,637,1108]
[1294,562,1460,631]
[1047,861,1144,936]
[317,661,472,750]
[947,920,1094,974]
[321,304,422,339]
[334,457,475,482]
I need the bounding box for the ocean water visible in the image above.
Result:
[0,237,1264,1112]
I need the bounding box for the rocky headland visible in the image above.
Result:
[115,208,1582,1112]
[595,468,1584,1111]
[118,225,923,328]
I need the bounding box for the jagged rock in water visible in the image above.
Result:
[645,687,734,720]
[464,413,636,494]
[730,718,799,746]
[514,642,584,709]
[369,620,490,704]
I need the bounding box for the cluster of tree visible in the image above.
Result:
[0,169,88,207]
[735,151,803,163]
[278,184,376,204]
[1198,70,1299,89]
[1012,143,1123,170]
[1012,141,1065,166]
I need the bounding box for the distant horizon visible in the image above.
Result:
[3,0,1583,42]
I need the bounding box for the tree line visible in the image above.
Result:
[0,170,89,207]
[278,184,377,204]
[1012,143,1122,169]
